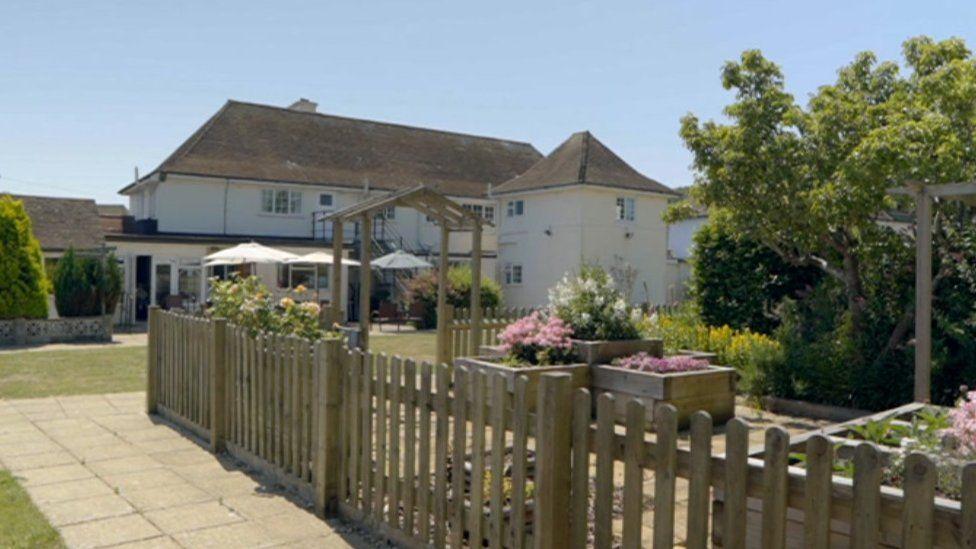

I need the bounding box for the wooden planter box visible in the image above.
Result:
[590,363,736,429]
[711,402,961,548]
[673,349,718,363]
[571,338,664,365]
[453,356,589,411]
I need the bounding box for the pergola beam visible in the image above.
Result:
[887,180,976,403]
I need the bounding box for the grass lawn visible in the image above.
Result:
[0,470,64,548]
[0,346,146,399]
[368,331,438,363]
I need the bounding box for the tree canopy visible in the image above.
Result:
[0,195,49,319]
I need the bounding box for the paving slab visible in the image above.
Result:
[1,392,368,548]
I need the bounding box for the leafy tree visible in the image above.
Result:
[52,248,123,317]
[680,36,976,375]
[691,213,820,333]
[0,195,49,319]
[403,265,502,329]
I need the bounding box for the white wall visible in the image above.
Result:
[667,216,707,260]
[123,175,496,257]
[496,186,672,308]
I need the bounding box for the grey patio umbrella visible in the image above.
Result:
[371,250,433,270]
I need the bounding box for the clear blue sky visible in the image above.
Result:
[2,0,975,205]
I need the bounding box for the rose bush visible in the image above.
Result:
[207,276,327,340]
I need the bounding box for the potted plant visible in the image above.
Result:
[548,265,663,364]
[590,352,736,429]
[454,311,589,409]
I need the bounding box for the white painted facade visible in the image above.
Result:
[496,185,672,308]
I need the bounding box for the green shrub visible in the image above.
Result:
[691,214,821,334]
[52,248,123,317]
[403,265,502,329]
[641,303,784,399]
[0,196,49,319]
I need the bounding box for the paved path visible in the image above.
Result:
[0,333,149,354]
[0,392,375,548]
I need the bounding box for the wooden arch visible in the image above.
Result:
[323,185,491,363]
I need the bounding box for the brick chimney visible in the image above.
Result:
[288,98,318,113]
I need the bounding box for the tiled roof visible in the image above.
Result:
[122,100,543,198]
[493,131,676,196]
[8,194,105,252]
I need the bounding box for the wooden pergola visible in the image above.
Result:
[889,181,976,402]
[324,185,490,364]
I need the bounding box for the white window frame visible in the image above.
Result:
[504,263,523,285]
[506,200,524,217]
[616,197,635,222]
[261,189,303,215]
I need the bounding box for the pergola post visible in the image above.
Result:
[331,221,343,325]
[469,222,483,353]
[914,189,932,403]
[359,215,372,350]
[436,224,451,365]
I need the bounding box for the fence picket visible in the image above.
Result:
[594,393,615,549]
[510,375,529,549]
[449,366,468,549]
[653,404,678,549]
[373,354,388,524]
[433,363,450,548]
[623,399,645,549]
[360,352,374,517]
[686,411,712,549]
[902,453,935,548]
[469,370,488,546]
[851,443,881,549]
[292,337,302,476]
[417,362,433,543]
[761,427,789,549]
[963,463,976,548]
[403,359,418,535]
[348,350,361,507]
[803,434,833,549]
[570,389,590,549]
[724,418,749,549]
[489,373,506,549]
[388,355,402,528]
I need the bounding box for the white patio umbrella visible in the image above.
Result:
[203,242,299,264]
[284,251,362,266]
[371,249,433,270]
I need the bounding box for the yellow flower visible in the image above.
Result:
[279,297,295,308]
[294,284,307,294]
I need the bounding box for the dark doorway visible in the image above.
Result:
[135,256,151,321]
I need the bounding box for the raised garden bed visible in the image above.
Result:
[571,338,663,365]
[590,362,736,429]
[453,356,589,412]
[711,402,966,548]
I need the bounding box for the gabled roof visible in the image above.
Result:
[121,100,543,198]
[493,131,677,196]
[7,194,105,252]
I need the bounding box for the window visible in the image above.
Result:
[616,197,635,221]
[504,263,523,285]
[261,189,302,214]
[384,206,396,219]
[463,203,495,223]
[506,200,524,217]
[319,193,333,207]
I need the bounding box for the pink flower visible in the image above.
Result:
[950,390,976,454]
[613,353,709,374]
[499,312,573,352]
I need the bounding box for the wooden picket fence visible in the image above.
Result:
[446,306,536,362]
[149,308,976,548]
[148,310,214,438]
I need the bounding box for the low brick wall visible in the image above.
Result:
[0,316,113,346]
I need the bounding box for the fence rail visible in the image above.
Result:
[149,307,976,548]
[446,306,536,362]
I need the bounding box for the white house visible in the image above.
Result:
[106,98,683,322]
[107,99,541,322]
[492,131,679,307]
